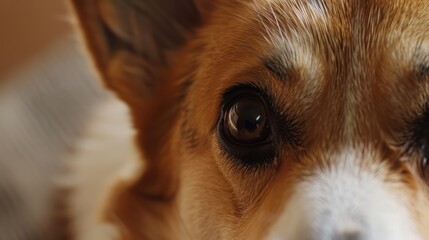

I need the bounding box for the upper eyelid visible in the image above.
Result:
[220,83,274,110]
[398,102,429,150]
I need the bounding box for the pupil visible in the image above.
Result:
[243,110,263,131]
[245,118,258,131]
[226,96,269,144]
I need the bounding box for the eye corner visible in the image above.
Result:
[401,104,429,182]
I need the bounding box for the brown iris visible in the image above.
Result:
[224,96,270,145]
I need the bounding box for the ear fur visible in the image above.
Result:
[70,0,211,190]
[71,0,204,104]
[69,0,213,238]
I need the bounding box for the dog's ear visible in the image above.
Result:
[71,0,211,104]
[69,1,214,237]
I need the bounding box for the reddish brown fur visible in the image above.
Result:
[66,0,429,239]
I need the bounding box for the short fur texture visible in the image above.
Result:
[65,0,429,239]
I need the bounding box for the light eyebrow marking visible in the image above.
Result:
[263,56,292,82]
[412,41,429,80]
[416,62,429,79]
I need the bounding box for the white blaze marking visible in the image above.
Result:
[266,148,421,240]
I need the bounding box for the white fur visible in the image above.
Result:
[266,148,421,240]
[60,94,143,240]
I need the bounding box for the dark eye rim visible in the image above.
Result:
[216,84,279,167]
[402,102,429,180]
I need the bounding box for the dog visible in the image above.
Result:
[63,0,429,239]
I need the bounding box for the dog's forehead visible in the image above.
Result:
[185,0,429,146]
[252,0,429,19]
[242,0,429,93]
[188,0,429,146]
[249,0,429,52]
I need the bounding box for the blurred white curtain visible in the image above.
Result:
[0,36,105,240]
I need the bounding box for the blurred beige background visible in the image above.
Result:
[0,0,70,80]
[0,1,107,239]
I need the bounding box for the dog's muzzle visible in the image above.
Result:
[266,149,421,240]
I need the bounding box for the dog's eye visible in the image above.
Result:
[225,96,270,145]
[417,123,429,180]
[218,86,277,167]
[406,106,429,181]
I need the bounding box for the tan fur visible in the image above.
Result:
[65,0,429,239]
